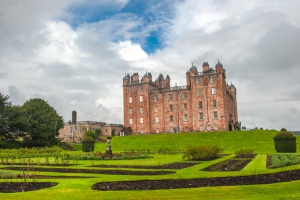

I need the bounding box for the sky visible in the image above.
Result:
[1,0,300,130]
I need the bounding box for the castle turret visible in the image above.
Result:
[142,72,152,83]
[123,74,130,85]
[215,60,224,74]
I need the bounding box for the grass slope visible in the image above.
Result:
[92,130,292,154]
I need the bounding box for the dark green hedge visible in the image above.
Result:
[82,136,95,152]
[274,128,296,153]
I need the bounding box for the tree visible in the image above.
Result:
[95,129,101,137]
[85,130,96,139]
[20,98,64,147]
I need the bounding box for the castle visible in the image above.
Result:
[123,61,239,134]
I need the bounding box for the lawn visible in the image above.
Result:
[1,130,300,200]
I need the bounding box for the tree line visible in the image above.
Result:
[0,93,64,148]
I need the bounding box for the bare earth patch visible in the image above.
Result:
[4,166,175,176]
[0,182,57,193]
[92,170,300,191]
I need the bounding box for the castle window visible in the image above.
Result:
[169,104,173,111]
[214,111,218,119]
[154,95,158,102]
[141,129,144,133]
[155,116,159,123]
[183,103,187,110]
[140,118,144,124]
[199,101,203,109]
[185,126,188,132]
[170,115,173,122]
[197,78,202,84]
[198,89,202,96]
[169,94,172,101]
[129,107,132,114]
[211,76,215,84]
[156,128,159,133]
[200,126,204,131]
[184,114,188,121]
[199,112,203,120]
[213,100,217,108]
[214,125,219,130]
[212,87,216,95]
[139,85,143,91]
[105,129,107,133]
[129,118,133,125]
[128,86,132,92]
[139,96,143,102]
[183,92,187,99]
[155,106,158,112]
[207,125,211,130]
[140,107,143,114]
[129,97,132,103]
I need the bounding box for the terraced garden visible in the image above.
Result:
[1,130,300,199]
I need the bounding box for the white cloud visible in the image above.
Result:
[1,0,300,131]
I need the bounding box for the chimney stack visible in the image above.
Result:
[72,110,77,124]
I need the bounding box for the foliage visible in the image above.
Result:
[112,129,116,136]
[182,145,223,161]
[274,128,296,152]
[95,129,101,137]
[82,136,95,152]
[85,130,97,139]
[0,94,25,145]
[235,148,254,158]
[20,98,64,147]
[122,126,133,135]
[270,154,300,168]
[67,151,153,160]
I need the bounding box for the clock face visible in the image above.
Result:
[203,77,209,86]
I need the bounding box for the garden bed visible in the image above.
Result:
[203,159,252,171]
[0,182,57,193]
[92,169,300,191]
[90,162,200,169]
[4,166,175,176]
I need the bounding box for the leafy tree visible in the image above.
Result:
[95,129,101,137]
[20,98,64,147]
[0,94,26,148]
[111,129,116,136]
[85,130,96,139]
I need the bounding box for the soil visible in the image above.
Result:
[0,182,57,193]
[92,169,300,191]
[266,155,272,168]
[4,166,175,176]
[203,159,252,171]
[90,162,200,169]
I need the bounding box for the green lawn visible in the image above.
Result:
[1,130,300,200]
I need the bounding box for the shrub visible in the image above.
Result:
[182,145,223,161]
[273,128,296,153]
[235,148,254,158]
[270,154,300,168]
[82,136,95,152]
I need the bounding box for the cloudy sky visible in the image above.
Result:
[1,0,300,130]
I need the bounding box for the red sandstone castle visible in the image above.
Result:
[123,61,239,134]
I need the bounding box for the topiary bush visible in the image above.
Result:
[273,128,296,153]
[82,136,95,152]
[182,145,223,161]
